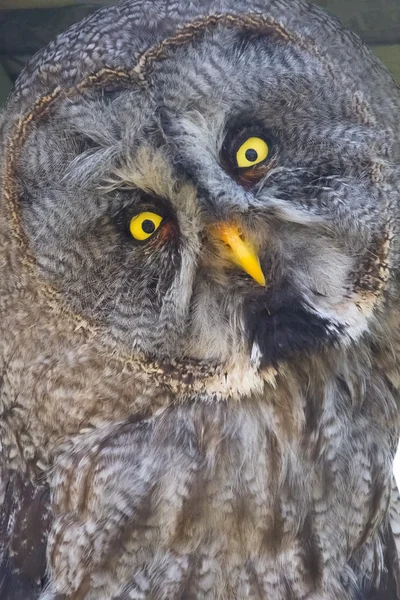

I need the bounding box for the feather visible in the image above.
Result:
[0,470,51,600]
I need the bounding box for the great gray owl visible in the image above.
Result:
[0,0,400,598]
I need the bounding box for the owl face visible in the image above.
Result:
[15,24,395,371]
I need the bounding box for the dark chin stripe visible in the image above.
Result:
[354,580,400,600]
[244,292,339,367]
[355,592,398,600]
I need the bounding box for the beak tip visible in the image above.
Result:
[213,223,267,288]
[254,271,267,287]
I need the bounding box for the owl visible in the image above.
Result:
[0,0,400,598]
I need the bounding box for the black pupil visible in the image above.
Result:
[245,148,258,162]
[142,219,156,234]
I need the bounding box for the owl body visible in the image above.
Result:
[1,0,400,599]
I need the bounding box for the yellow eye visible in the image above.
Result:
[236,137,269,168]
[129,211,163,241]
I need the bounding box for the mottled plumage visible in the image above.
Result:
[1,0,400,598]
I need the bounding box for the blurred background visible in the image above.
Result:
[0,0,399,482]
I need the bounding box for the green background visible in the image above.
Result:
[0,0,399,105]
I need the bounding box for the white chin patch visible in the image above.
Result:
[250,342,263,368]
[309,294,371,344]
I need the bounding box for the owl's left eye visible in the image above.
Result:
[236,137,269,168]
[222,126,273,183]
[129,211,163,241]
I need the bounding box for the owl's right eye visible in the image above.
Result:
[129,211,163,241]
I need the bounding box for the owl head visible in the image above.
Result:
[1,0,400,400]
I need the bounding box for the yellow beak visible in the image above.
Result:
[213,223,266,287]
